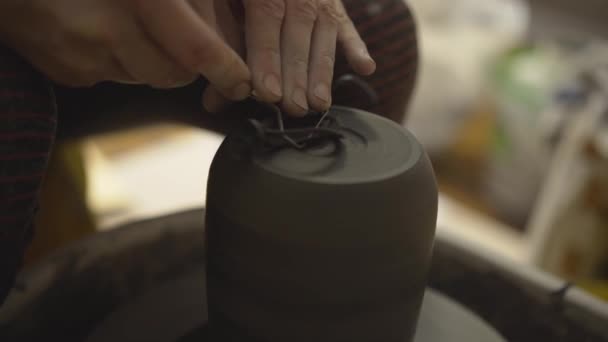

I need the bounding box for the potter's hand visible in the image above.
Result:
[0,0,251,101]
[203,0,376,116]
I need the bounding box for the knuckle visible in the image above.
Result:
[342,32,362,47]
[318,54,335,69]
[256,0,286,21]
[290,56,309,74]
[339,14,353,27]
[318,0,341,24]
[291,0,318,22]
[259,47,281,62]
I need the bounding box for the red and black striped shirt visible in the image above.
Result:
[0,0,417,305]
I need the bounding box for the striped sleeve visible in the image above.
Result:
[0,45,56,305]
[337,0,419,123]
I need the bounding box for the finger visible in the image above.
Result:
[134,0,251,100]
[189,0,243,54]
[113,23,197,88]
[202,86,230,113]
[214,0,246,54]
[281,0,318,116]
[243,0,285,103]
[307,0,338,111]
[336,1,375,76]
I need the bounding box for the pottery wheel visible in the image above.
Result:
[85,266,505,342]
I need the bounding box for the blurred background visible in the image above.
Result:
[26,0,608,301]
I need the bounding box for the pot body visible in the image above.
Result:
[205,107,438,342]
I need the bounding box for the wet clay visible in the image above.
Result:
[205,107,438,341]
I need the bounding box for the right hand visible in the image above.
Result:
[199,0,377,116]
[0,0,251,101]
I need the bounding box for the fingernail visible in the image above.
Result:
[361,48,376,75]
[292,88,308,112]
[314,83,330,103]
[361,48,372,59]
[232,82,251,100]
[368,58,377,73]
[264,74,282,98]
[361,48,375,62]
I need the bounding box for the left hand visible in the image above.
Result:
[202,0,376,116]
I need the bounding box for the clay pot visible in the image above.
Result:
[205,106,438,342]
